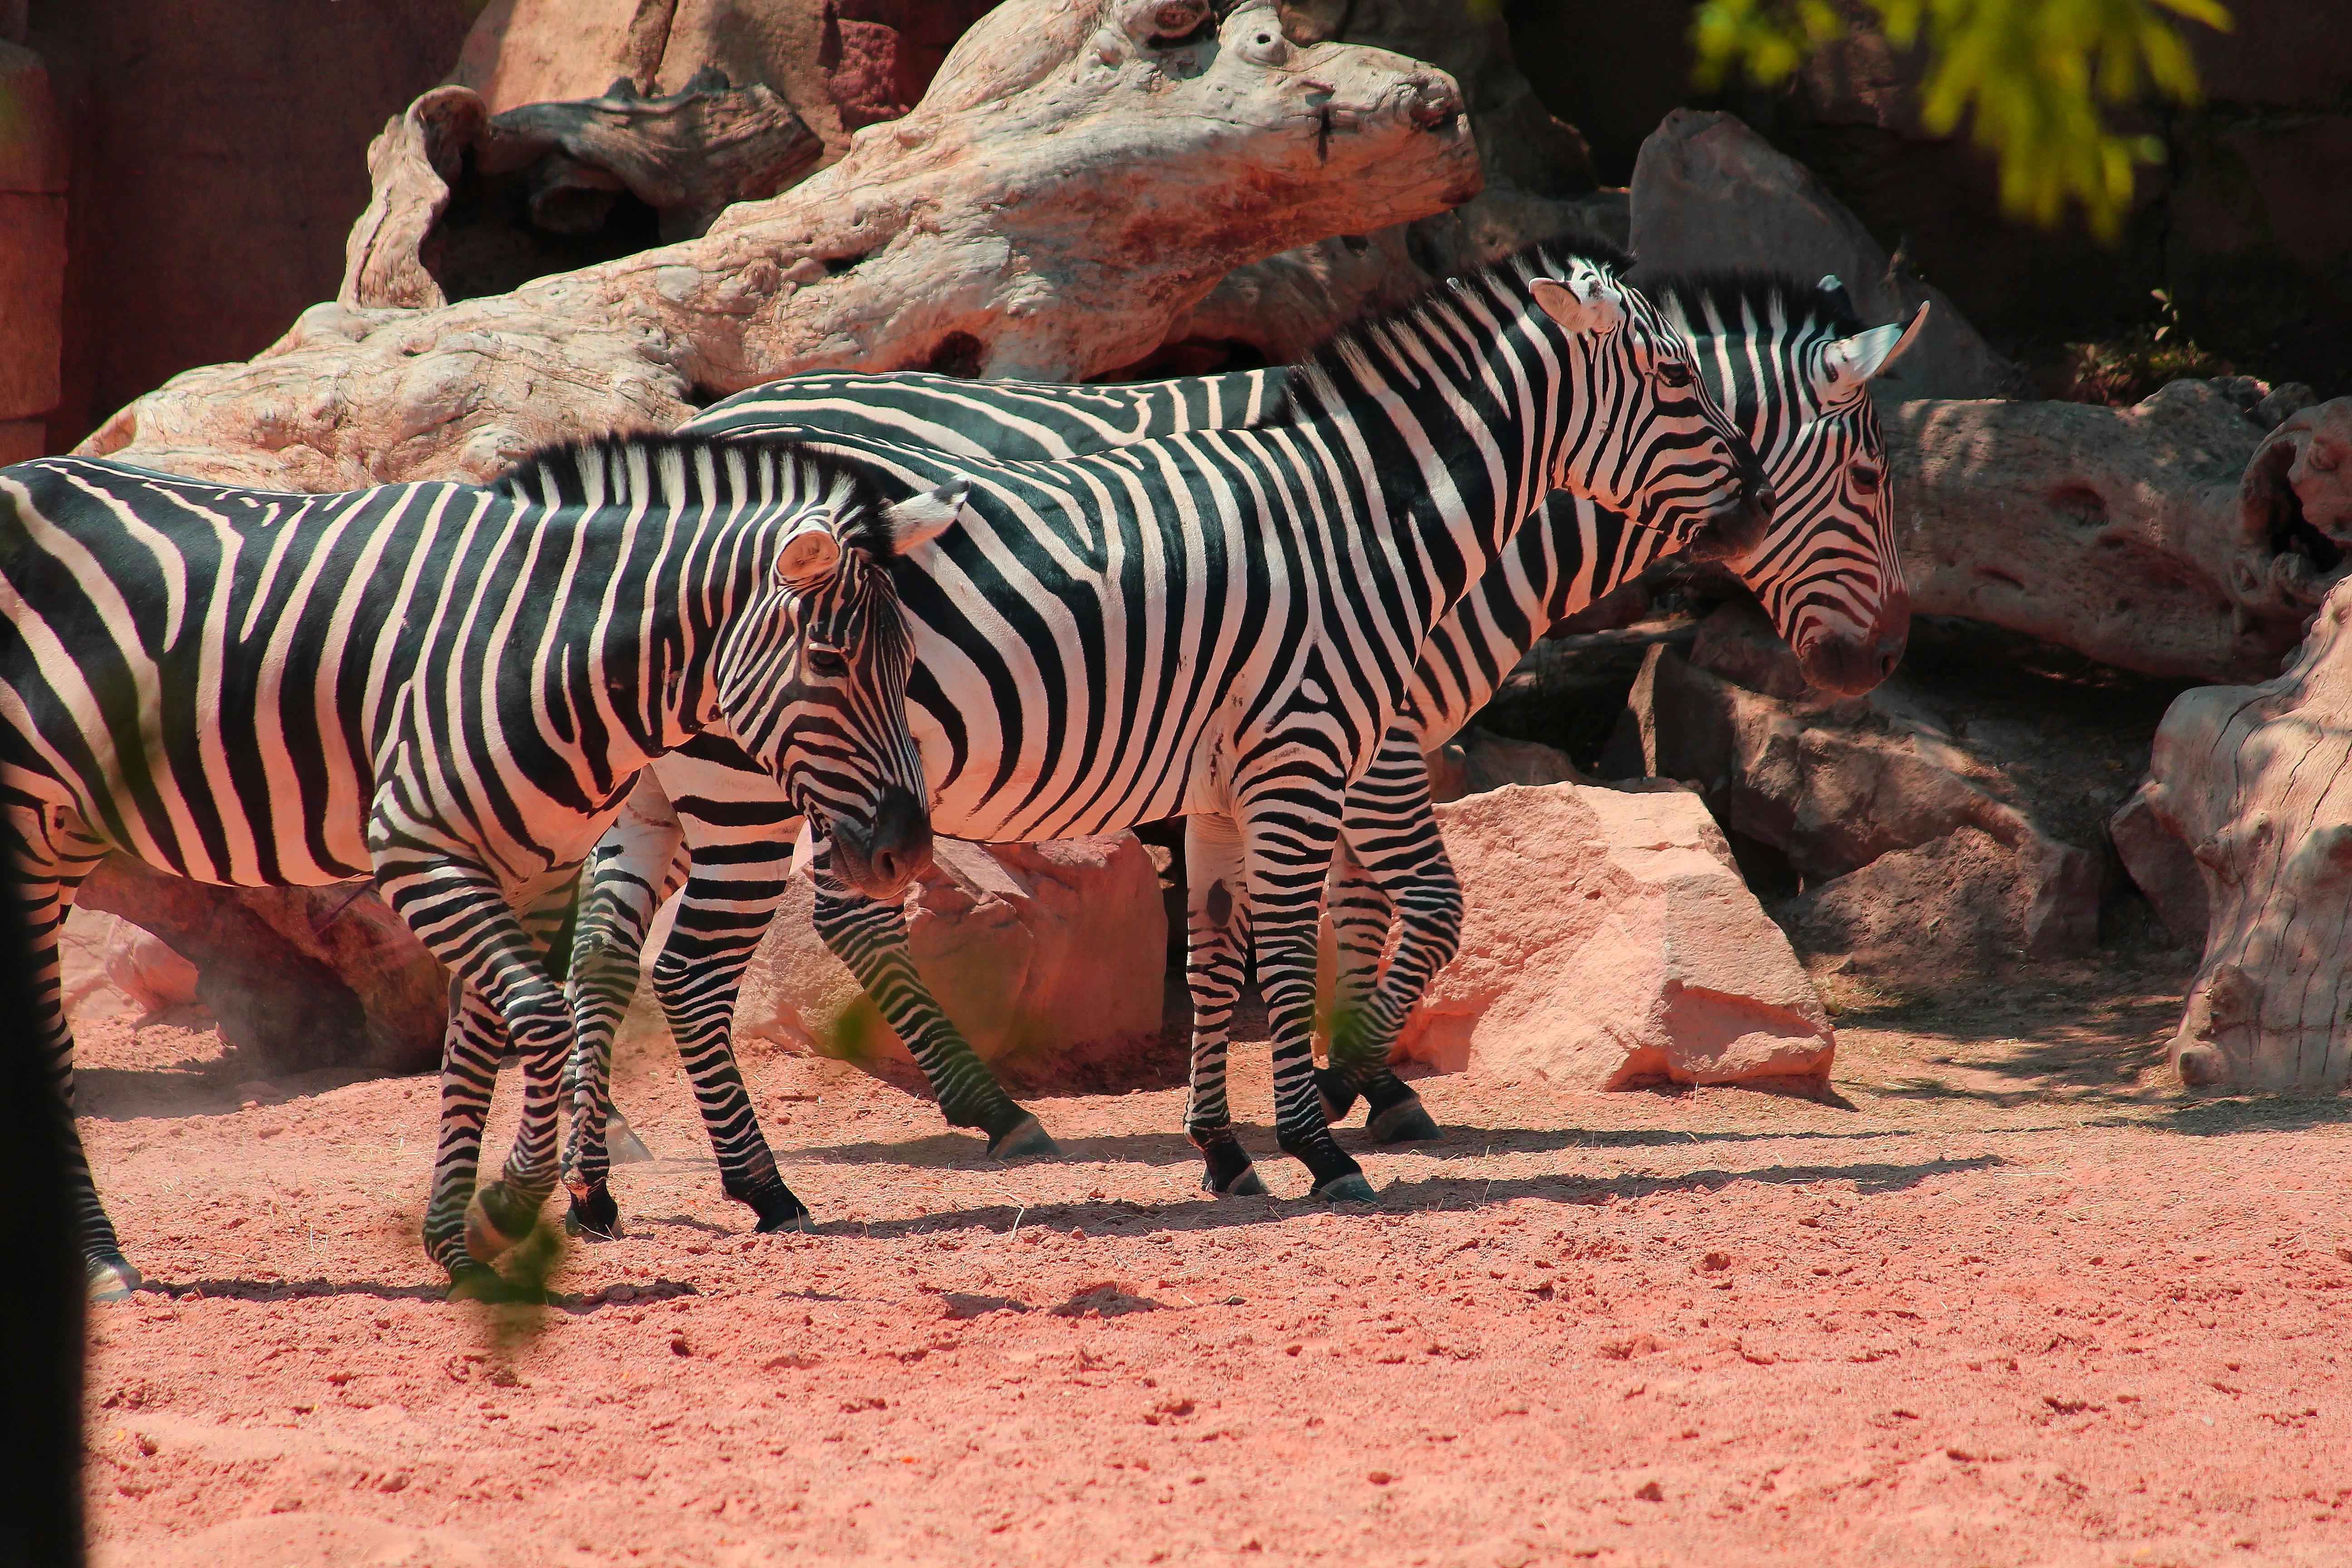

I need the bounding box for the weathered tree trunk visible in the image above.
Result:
[1889,384,2345,684]
[78,0,1476,490]
[2140,572,2352,1092]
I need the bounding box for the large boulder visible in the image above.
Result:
[56,906,200,1022]
[1396,781,1833,1088]
[734,832,1167,1091]
[1891,383,2338,683]
[1626,108,2012,403]
[1628,602,2103,978]
[0,39,64,457]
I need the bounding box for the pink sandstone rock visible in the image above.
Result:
[1397,782,1834,1088]
[735,832,1166,1091]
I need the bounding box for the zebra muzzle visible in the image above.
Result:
[828,783,934,897]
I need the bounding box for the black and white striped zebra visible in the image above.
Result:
[553,238,1769,1218]
[0,434,956,1296]
[557,270,1915,1218]
[1314,273,1922,1140]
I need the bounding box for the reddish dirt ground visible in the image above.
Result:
[71,961,2352,1568]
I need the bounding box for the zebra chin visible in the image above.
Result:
[823,782,934,898]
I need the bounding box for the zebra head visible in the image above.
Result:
[1515,244,1776,562]
[702,446,967,899]
[1661,274,1929,696]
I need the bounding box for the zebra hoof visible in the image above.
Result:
[87,1258,142,1302]
[1202,1164,1269,1197]
[463,1181,544,1263]
[1313,1172,1380,1205]
[986,1114,1060,1161]
[564,1182,622,1241]
[750,1187,813,1234]
[606,1112,655,1166]
[1314,1067,1360,1126]
[1366,1094,1441,1144]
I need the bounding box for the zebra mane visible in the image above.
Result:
[491,431,895,554]
[1646,270,1868,343]
[1283,235,1638,385]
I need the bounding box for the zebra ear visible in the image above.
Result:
[774,524,844,588]
[881,478,970,556]
[1820,302,1930,397]
[1530,265,1626,338]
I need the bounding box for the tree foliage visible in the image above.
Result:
[1691,0,2233,239]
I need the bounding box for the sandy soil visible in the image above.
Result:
[72,958,2352,1568]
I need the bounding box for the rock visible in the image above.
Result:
[2140,575,2352,1091]
[0,40,64,424]
[342,75,824,309]
[735,833,1167,1091]
[1891,382,2327,683]
[72,859,445,1075]
[1424,726,1587,805]
[1396,782,1833,1088]
[1632,603,2103,973]
[82,0,1477,489]
[31,0,479,449]
[1778,826,2087,980]
[2109,787,2211,949]
[1626,109,2012,403]
[57,906,200,1021]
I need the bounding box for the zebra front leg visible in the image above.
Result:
[642,864,811,1233]
[1315,833,1392,1127]
[1323,737,1459,1142]
[12,842,142,1298]
[562,799,688,1236]
[1240,803,1374,1203]
[808,841,1057,1158]
[374,849,585,1290]
[1181,813,1265,1196]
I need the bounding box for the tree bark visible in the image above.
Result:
[78,0,1476,490]
[2141,573,2352,1092]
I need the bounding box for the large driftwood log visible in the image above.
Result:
[2140,573,2352,1092]
[1890,384,2345,684]
[80,0,1475,490]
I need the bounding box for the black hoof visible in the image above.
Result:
[1313,1172,1380,1204]
[1194,1127,1264,1195]
[749,1186,813,1233]
[1366,1092,1441,1144]
[564,1182,622,1241]
[87,1257,142,1302]
[1202,1163,1269,1197]
[1314,1066,1360,1125]
[986,1113,1060,1160]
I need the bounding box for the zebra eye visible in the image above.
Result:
[1851,464,1883,495]
[807,645,849,677]
[1657,362,1693,388]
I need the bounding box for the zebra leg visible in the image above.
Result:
[562,780,687,1237]
[371,847,589,1290]
[1315,833,1391,1126]
[1318,735,1456,1144]
[641,862,810,1233]
[808,842,1058,1159]
[1239,799,1374,1203]
[9,830,141,1299]
[1181,813,1266,1197]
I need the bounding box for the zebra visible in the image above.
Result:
[0,433,960,1298]
[1313,272,1922,1144]
[556,269,1918,1220]
[549,236,1770,1225]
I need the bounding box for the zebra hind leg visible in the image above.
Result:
[1180,815,1265,1197]
[1237,805,1374,1205]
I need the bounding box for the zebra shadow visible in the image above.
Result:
[776,1152,2008,1240]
